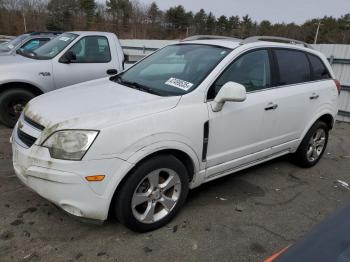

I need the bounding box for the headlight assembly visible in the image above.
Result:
[42,130,99,161]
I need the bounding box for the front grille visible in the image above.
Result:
[24,114,45,131]
[17,128,37,148]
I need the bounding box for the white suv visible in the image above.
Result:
[11,36,340,232]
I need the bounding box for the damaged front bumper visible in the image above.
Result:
[11,125,132,221]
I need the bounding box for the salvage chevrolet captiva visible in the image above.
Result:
[11,36,340,232]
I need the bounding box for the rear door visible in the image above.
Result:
[306,53,336,117]
[266,48,325,147]
[52,35,114,89]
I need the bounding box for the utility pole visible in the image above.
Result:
[22,12,27,32]
[314,21,323,44]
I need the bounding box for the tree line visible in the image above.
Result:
[0,0,349,43]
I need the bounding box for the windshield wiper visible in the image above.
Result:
[113,75,162,96]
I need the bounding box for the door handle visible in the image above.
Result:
[265,103,278,111]
[106,69,118,75]
[310,94,319,100]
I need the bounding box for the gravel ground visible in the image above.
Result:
[0,122,350,262]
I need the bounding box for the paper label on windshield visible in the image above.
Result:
[165,78,193,91]
[59,36,71,42]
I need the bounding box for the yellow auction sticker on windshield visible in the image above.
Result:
[165,78,194,91]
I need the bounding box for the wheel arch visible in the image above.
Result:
[317,114,334,130]
[0,82,44,96]
[130,148,196,182]
[107,146,200,219]
[300,111,335,145]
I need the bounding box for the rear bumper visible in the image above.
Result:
[12,129,132,221]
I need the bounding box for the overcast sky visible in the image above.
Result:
[105,0,349,24]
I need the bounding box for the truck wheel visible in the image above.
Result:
[115,155,189,232]
[293,121,329,168]
[0,89,35,128]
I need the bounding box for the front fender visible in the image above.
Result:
[0,60,54,92]
[127,140,201,174]
[0,77,46,94]
[103,139,202,210]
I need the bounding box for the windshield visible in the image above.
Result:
[29,33,78,60]
[115,44,231,96]
[0,34,29,52]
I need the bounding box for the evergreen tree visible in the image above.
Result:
[194,9,207,34]
[79,0,96,29]
[148,2,161,24]
[46,0,78,31]
[165,5,188,29]
[216,15,228,35]
[206,12,216,34]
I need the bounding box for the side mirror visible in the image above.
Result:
[59,51,76,64]
[212,82,247,112]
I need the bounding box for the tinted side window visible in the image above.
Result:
[209,50,271,98]
[308,54,331,80]
[68,36,111,63]
[275,49,311,85]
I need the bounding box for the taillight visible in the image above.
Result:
[334,79,341,94]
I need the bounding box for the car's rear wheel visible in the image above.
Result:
[293,121,329,168]
[0,88,35,128]
[115,155,189,232]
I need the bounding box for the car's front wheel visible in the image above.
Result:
[114,155,189,232]
[293,121,329,168]
[0,88,35,128]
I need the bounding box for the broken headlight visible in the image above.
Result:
[42,130,99,161]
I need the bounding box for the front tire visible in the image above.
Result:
[115,155,189,232]
[0,88,35,128]
[293,121,329,168]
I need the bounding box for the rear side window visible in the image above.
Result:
[308,54,331,80]
[274,49,311,86]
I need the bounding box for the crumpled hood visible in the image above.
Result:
[25,77,181,131]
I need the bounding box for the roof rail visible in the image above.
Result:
[182,35,241,42]
[242,36,313,49]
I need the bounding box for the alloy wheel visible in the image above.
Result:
[306,128,326,162]
[131,168,181,224]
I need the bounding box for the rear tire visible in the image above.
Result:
[114,155,189,232]
[293,121,329,168]
[0,88,35,128]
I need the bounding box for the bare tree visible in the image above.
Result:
[0,0,349,43]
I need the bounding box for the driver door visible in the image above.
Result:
[53,35,114,89]
[205,49,280,178]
